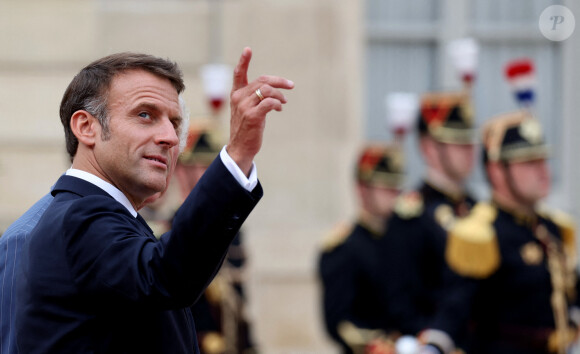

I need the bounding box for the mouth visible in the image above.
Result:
[144,155,168,168]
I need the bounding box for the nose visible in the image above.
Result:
[156,117,179,148]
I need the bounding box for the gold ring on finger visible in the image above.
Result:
[255,88,265,101]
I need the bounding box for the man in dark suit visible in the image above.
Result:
[14,49,293,353]
[0,193,52,353]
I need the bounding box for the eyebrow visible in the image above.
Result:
[136,102,183,127]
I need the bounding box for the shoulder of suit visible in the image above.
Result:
[320,222,352,253]
[538,207,576,251]
[394,191,424,219]
[445,202,501,279]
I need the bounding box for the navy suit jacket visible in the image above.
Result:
[0,193,53,354]
[15,157,262,353]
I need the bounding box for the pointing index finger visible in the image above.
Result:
[232,47,252,91]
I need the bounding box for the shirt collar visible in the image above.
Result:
[65,168,138,217]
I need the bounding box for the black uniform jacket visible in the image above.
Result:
[378,182,476,335]
[319,222,389,353]
[431,203,577,354]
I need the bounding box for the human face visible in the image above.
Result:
[439,142,475,182]
[367,186,401,218]
[94,69,182,207]
[507,159,551,204]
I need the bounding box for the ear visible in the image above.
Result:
[70,110,99,147]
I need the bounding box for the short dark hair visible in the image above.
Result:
[59,52,185,159]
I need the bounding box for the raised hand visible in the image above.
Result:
[227,47,294,176]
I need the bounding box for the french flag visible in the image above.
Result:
[505,58,536,108]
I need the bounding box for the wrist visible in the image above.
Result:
[225,145,253,177]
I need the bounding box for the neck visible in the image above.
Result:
[71,159,144,211]
[358,209,388,236]
[492,191,536,217]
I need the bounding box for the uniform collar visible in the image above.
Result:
[357,210,387,238]
[423,180,468,204]
[491,199,538,228]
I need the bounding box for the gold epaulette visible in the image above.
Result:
[320,222,352,253]
[538,208,577,252]
[445,202,500,279]
[394,191,424,219]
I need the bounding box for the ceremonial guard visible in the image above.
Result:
[377,39,479,338]
[318,143,406,354]
[423,59,579,354]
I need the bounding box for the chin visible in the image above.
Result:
[146,180,166,195]
[538,185,550,198]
